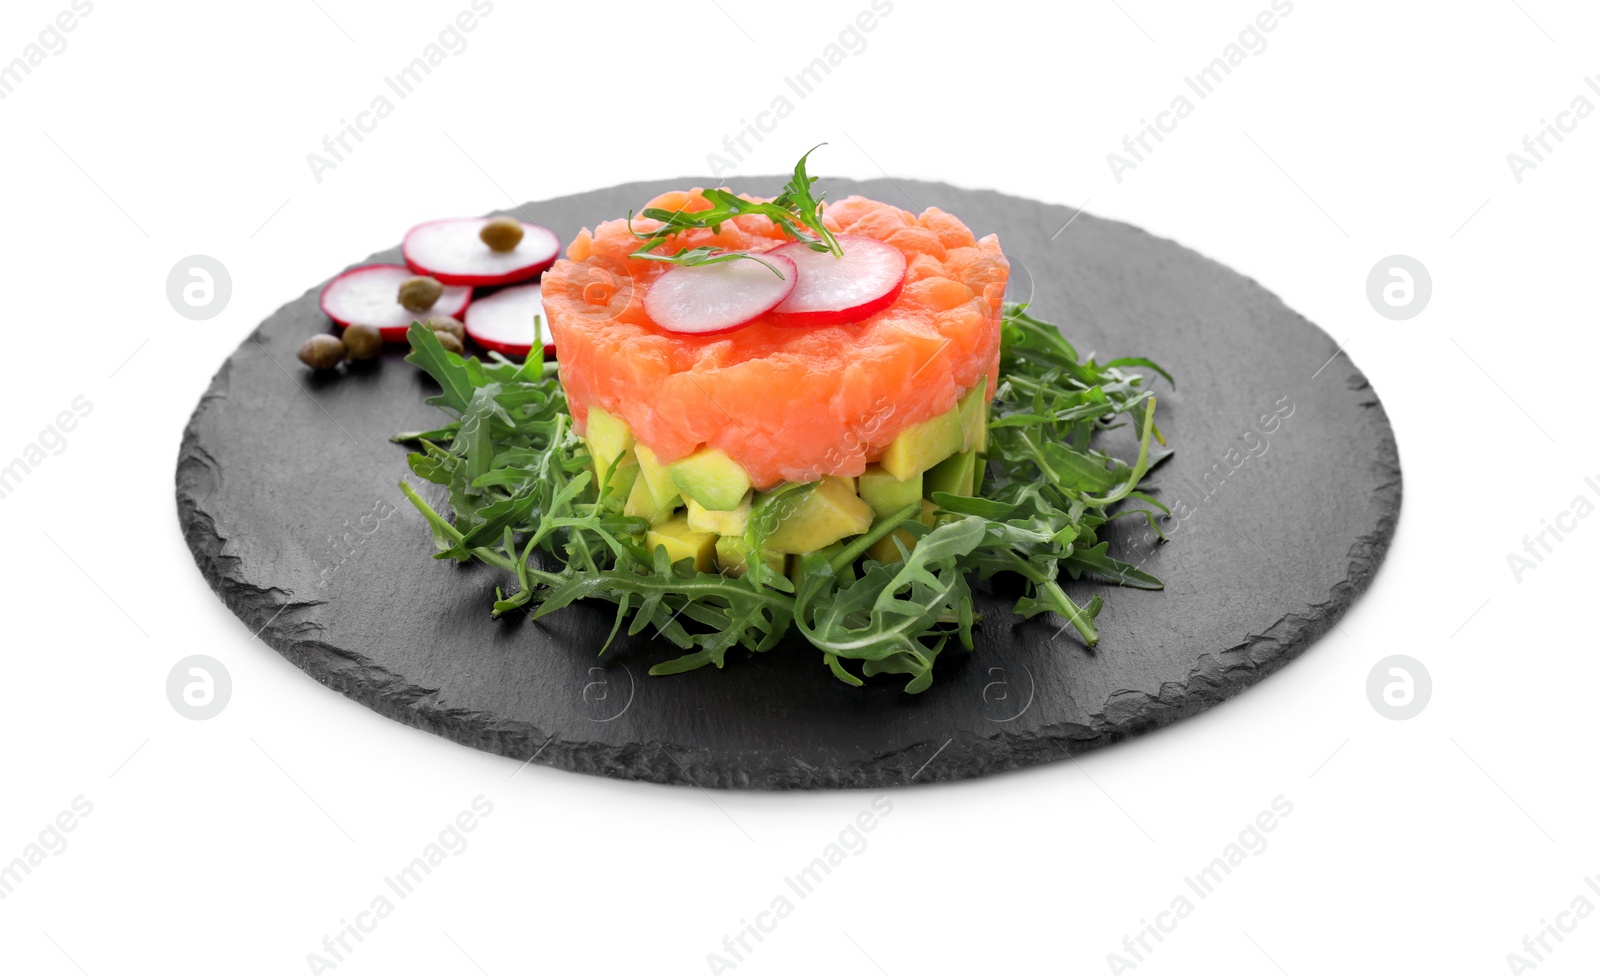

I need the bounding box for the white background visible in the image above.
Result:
[1,0,1596,973]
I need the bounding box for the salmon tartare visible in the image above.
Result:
[542,184,1009,567]
[392,147,1173,690]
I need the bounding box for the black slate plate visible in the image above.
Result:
[177,177,1400,790]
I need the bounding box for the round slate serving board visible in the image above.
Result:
[177,177,1401,790]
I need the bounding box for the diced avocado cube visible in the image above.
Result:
[763,476,874,553]
[668,446,752,512]
[880,405,964,481]
[715,535,785,578]
[596,450,640,512]
[925,450,977,498]
[624,442,681,525]
[687,491,752,535]
[634,444,679,508]
[584,405,635,470]
[624,471,678,525]
[866,502,938,563]
[957,383,989,453]
[858,464,923,519]
[867,528,917,564]
[645,514,716,572]
[787,543,855,588]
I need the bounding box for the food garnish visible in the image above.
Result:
[626,144,841,274]
[643,253,799,335]
[397,275,444,313]
[479,216,525,253]
[464,283,553,356]
[422,315,465,343]
[765,234,906,327]
[320,264,472,342]
[342,324,383,361]
[297,334,346,371]
[403,216,560,287]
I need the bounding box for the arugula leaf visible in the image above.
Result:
[403,321,474,414]
[769,143,841,256]
[626,144,842,272]
[1064,541,1164,590]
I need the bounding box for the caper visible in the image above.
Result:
[424,315,465,342]
[397,275,443,313]
[479,216,524,253]
[343,324,382,361]
[436,331,465,355]
[298,334,346,371]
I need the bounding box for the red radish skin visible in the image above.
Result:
[319,264,473,342]
[643,253,798,336]
[464,283,555,358]
[403,217,561,287]
[766,234,907,328]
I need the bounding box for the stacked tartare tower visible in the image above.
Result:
[542,189,1010,573]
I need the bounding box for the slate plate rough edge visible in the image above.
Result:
[176,186,1402,790]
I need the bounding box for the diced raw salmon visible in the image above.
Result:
[543,191,1008,488]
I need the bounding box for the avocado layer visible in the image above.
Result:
[609,383,990,570]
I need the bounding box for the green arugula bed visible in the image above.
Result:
[394,299,1172,694]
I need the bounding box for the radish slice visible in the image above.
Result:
[767,234,907,327]
[403,217,560,287]
[643,253,798,336]
[464,283,554,357]
[319,264,473,342]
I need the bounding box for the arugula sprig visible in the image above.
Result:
[626,144,842,275]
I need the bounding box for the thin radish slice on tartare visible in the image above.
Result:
[464,283,554,357]
[767,234,907,327]
[643,253,798,336]
[319,264,472,342]
[403,217,561,287]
